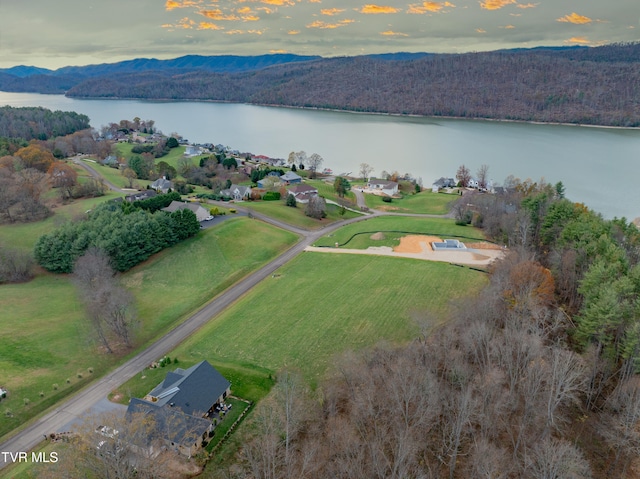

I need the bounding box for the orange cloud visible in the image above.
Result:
[307,19,354,28]
[479,0,515,11]
[257,7,275,13]
[476,28,486,33]
[226,29,244,34]
[360,4,399,14]
[247,29,265,34]
[557,12,592,24]
[236,6,253,14]
[380,30,408,36]
[198,21,224,30]
[242,15,260,21]
[270,49,288,53]
[321,8,346,15]
[516,2,538,8]
[165,17,196,29]
[500,24,515,29]
[200,9,240,20]
[260,0,295,5]
[407,1,455,14]
[565,36,591,44]
[288,30,301,34]
[166,0,201,11]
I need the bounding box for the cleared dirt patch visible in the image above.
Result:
[370,232,386,240]
[394,235,442,253]
[465,242,503,250]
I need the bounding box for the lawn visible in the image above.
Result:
[364,190,457,214]
[0,193,122,252]
[81,159,129,189]
[304,179,358,205]
[0,217,297,441]
[244,200,361,229]
[313,215,486,249]
[167,252,488,386]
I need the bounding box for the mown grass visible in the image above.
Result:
[81,159,129,189]
[364,190,457,214]
[313,215,486,249]
[244,200,360,229]
[0,193,121,253]
[304,179,357,205]
[0,217,297,441]
[168,252,487,386]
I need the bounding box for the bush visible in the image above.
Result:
[52,384,58,391]
[229,209,237,214]
[382,196,392,203]
[263,191,281,201]
[39,391,44,398]
[286,193,297,207]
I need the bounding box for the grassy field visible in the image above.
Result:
[313,215,486,249]
[304,179,358,205]
[163,252,487,386]
[81,159,130,189]
[0,217,297,441]
[364,190,457,214]
[244,200,361,229]
[0,193,122,253]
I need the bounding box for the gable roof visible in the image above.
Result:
[221,185,251,197]
[151,177,173,189]
[287,184,317,195]
[281,171,302,182]
[368,179,398,189]
[146,360,230,416]
[161,201,209,221]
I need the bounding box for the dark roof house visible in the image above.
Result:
[286,184,318,203]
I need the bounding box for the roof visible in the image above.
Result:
[287,184,318,195]
[281,171,302,181]
[127,398,211,447]
[369,179,398,189]
[161,201,208,221]
[146,360,230,416]
[151,177,173,189]
[221,185,251,197]
[124,190,157,202]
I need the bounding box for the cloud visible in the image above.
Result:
[225,29,244,34]
[242,15,261,21]
[306,19,354,28]
[321,8,346,16]
[165,0,201,11]
[288,30,301,34]
[199,9,240,21]
[516,2,538,8]
[380,30,409,36]
[565,36,591,44]
[479,0,515,11]
[198,21,224,30]
[500,24,515,29]
[236,7,253,14]
[270,49,288,53]
[259,0,295,5]
[476,28,486,33]
[407,2,455,14]
[359,4,399,14]
[247,29,265,34]
[162,17,197,29]
[557,12,592,24]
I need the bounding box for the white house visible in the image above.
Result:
[286,184,318,203]
[220,185,252,201]
[367,179,399,196]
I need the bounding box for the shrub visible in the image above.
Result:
[382,196,392,203]
[262,191,281,201]
[39,391,45,397]
[229,209,237,214]
[52,384,59,391]
[23,398,30,406]
[66,378,71,384]
[88,367,94,374]
[77,373,83,379]
[286,194,297,207]
[5,409,13,418]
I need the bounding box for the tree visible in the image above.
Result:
[305,195,326,219]
[307,153,323,179]
[456,164,471,187]
[14,144,55,172]
[286,193,297,207]
[477,164,489,190]
[47,161,78,200]
[0,244,33,283]
[166,136,179,148]
[122,167,137,188]
[359,162,374,181]
[333,176,351,198]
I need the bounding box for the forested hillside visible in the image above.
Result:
[63,43,640,127]
[0,106,90,140]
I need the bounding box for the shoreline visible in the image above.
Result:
[62,94,640,131]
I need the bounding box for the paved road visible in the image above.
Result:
[72,157,127,194]
[0,211,373,468]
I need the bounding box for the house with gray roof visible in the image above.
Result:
[280,171,302,184]
[162,201,210,222]
[367,179,399,196]
[431,177,456,192]
[286,184,318,203]
[150,177,173,194]
[220,185,252,201]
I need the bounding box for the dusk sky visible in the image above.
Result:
[1,0,638,69]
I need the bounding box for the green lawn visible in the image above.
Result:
[166,252,487,386]
[313,215,486,249]
[0,193,122,253]
[304,179,357,205]
[244,200,361,229]
[0,217,297,441]
[82,159,130,189]
[364,190,457,214]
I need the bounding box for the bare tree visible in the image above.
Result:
[307,153,323,179]
[359,162,374,181]
[602,378,640,475]
[0,244,34,283]
[456,164,471,187]
[122,167,137,188]
[304,195,326,219]
[476,164,489,190]
[524,437,592,479]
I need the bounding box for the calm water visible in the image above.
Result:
[1,91,639,220]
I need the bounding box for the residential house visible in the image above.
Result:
[162,201,210,222]
[367,179,399,196]
[280,171,302,184]
[150,177,173,194]
[124,190,157,202]
[257,172,282,189]
[286,184,318,203]
[185,145,203,156]
[431,177,456,193]
[125,360,231,457]
[220,185,252,201]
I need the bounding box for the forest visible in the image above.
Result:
[0,106,90,141]
[59,43,640,127]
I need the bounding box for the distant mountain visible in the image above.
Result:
[0,65,53,77]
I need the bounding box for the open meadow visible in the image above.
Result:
[159,252,488,387]
[244,199,361,229]
[364,189,457,214]
[0,217,297,441]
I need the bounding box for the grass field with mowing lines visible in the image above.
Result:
[245,200,360,229]
[0,217,296,441]
[169,252,487,386]
[313,215,486,249]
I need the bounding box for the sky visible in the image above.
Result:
[0,0,638,69]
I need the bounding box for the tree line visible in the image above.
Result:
[34,199,200,273]
[63,43,640,127]
[0,106,90,141]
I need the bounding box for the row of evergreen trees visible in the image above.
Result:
[34,199,200,273]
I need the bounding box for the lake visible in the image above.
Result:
[1,91,638,220]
